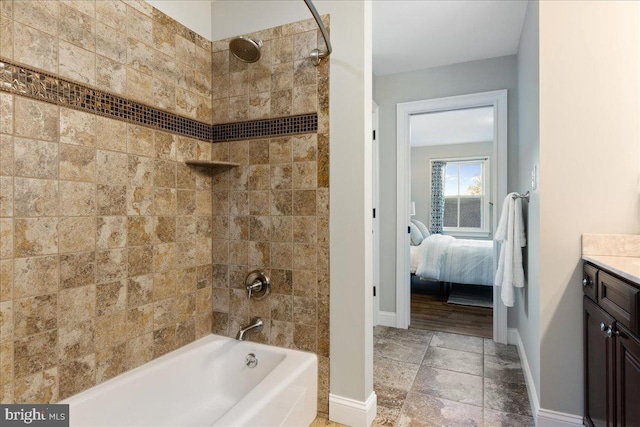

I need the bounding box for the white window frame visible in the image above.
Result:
[437,156,491,238]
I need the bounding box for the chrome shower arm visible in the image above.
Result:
[304,0,332,65]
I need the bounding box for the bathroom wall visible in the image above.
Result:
[205,20,331,415]
[0,0,216,403]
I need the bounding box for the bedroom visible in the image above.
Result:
[409,106,496,339]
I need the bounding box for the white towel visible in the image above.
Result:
[494,192,526,307]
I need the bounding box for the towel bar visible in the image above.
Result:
[512,191,530,202]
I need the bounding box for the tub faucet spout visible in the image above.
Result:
[236,317,264,341]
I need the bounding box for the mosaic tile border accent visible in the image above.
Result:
[211,114,318,143]
[0,58,318,143]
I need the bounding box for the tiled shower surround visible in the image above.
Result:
[0,0,330,416]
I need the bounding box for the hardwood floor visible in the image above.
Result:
[410,277,493,338]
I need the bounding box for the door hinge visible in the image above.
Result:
[373,130,376,140]
[408,226,410,234]
[373,208,376,218]
[373,286,376,297]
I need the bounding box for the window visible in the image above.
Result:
[441,158,490,236]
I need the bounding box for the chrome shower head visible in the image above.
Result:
[229,36,263,63]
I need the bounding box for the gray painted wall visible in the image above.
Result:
[411,142,493,230]
[514,0,540,404]
[374,56,519,313]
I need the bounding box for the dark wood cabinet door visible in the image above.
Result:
[585,296,616,427]
[616,324,640,427]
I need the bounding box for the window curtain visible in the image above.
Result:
[430,161,446,234]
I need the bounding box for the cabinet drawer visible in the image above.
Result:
[598,271,640,335]
[583,264,598,301]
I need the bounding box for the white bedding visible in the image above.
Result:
[410,234,494,286]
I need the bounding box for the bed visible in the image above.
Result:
[410,234,494,286]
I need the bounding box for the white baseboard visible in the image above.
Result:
[507,328,584,427]
[376,311,396,328]
[537,408,584,427]
[329,391,377,427]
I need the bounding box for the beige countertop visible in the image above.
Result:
[582,234,640,284]
[582,255,640,284]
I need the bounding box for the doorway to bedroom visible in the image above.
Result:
[396,90,509,343]
[409,107,495,338]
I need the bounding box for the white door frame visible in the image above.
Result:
[395,89,508,344]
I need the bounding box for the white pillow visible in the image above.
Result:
[409,222,424,246]
[411,219,430,238]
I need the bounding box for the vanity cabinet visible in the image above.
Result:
[583,262,640,427]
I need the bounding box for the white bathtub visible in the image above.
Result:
[62,334,318,427]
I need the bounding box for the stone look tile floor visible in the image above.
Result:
[373,326,534,427]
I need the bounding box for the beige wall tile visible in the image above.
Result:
[0,260,12,302]
[14,218,58,257]
[0,93,12,135]
[96,342,125,384]
[96,117,127,153]
[59,4,95,51]
[13,256,58,298]
[96,217,127,249]
[0,340,13,386]
[0,15,14,60]
[126,303,153,339]
[126,6,152,45]
[13,22,58,74]
[59,252,95,290]
[125,332,153,370]
[0,177,13,217]
[126,68,153,104]
[97,56,127,95]
[13,1,59,36]
[13,178,58,217]
[94,310,126,352]
[59,144,96,182]
[14,138,58,179]
[61,1,95,17]
[96,249,127,284]
[97,185,126,216]
[0,219,12,259]
[96,151,128,186]
[127,186,154,216]
[59,40,95,85]
[59,109,96,147]
[127,125,154,158]
[14,330,58,378]
[13,367,58,404]
[58,285,96,328]
[155,188,177,216]
[96,0,127,33]
[0,135,13,176]
[58,354,95,400]
[13,294,57,339]
[58,217,96,253]
[127,246,153,277]
[59,181,95,216]
[0,300,12,343]
[14,100,58,143]
[127,274,153,307]
[96,280,126,316]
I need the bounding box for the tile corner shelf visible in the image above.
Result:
[184,160,240,168]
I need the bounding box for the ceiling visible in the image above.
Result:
[410,107,493,147]
[373,0,528,76]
